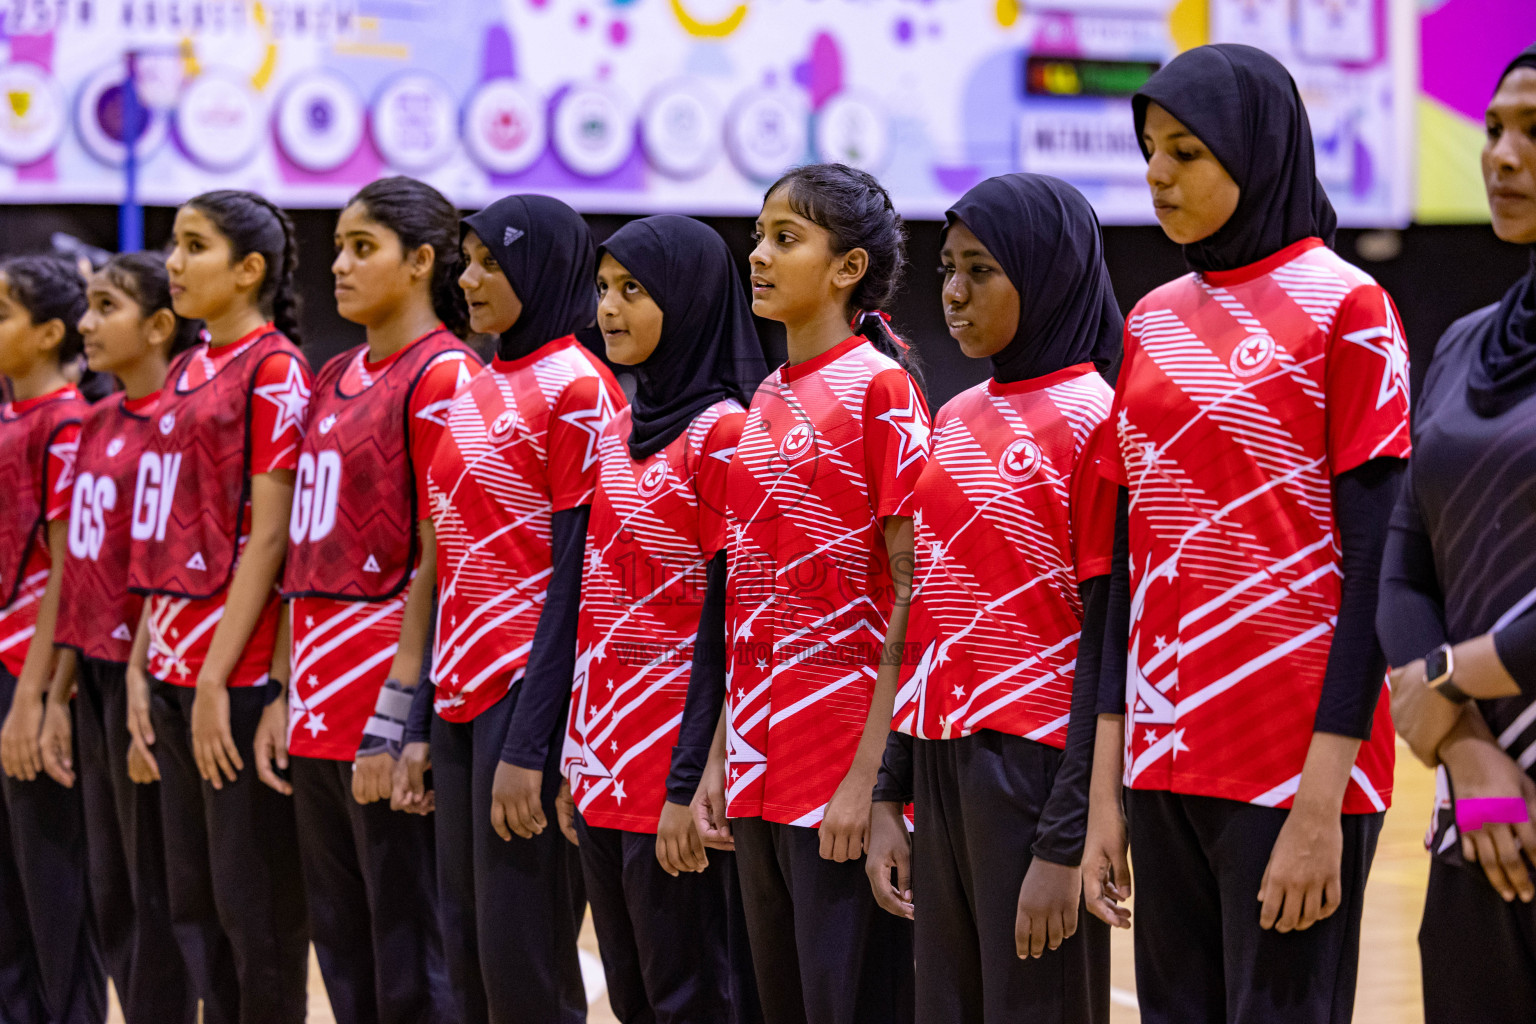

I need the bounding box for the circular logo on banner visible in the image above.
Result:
[813,92,890,173]
[463,78,546,175]
[725,90,807,182]
[0,63,65,165]
[75,62,170,167]
[372,72,459,171]
[640,79,719,179]
[551,83,634,178]
[777,423,815,462]
[276,70,365,172]
[176,72,264,171]
[636,460,671,499]
[998,438,1043,483]
[1229,333,1277,377]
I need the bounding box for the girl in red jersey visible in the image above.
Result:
[125,191,312,1024]
[1080,45,1410,1024]
[691,163,926,1024]
[274,176,475,1024]
[557,214,767,1023]
[862,174,1120,1023]
[55,252,201,1024]
[394,194,624,1023]
[0,255,102,1024]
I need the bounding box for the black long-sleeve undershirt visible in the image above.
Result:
[500,505,590,770]
[664,551,728,805]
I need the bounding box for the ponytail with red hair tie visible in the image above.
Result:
[852,308,909,353]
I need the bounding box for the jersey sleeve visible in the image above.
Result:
[1325,283,1412,476]
[249,352,313,475]
[1070,420,1118,583]
[694,410,745,558]
[863,368,931,519]
[547,375,613,512]
[44,421,81,521]
[408,352,476,514]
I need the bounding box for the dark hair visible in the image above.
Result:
[1,255,87,365]
[185,189,302,344]
[345,176,470,338]
[101,251,203,355]
[764,162,923,390]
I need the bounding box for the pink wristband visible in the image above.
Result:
[1456,797,1528,833]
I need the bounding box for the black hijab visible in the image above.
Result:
[1133,43,1337,273]
[1468,44,1536,418]
[461,195,597,362]
[946,173,1123,385]
[599,215,768,460]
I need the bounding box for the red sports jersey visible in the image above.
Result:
[723,335,930,826]
[428,336,625,723]
[57,391,159,664]
[134,329,312,689]
[563,400,744,832]
[0,386,83,676]
[287,340,478,760]
[1098,238,1408,813]
[893,365,1116,744]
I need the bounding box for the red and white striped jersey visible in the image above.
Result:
[288,344,477,759]
[144,339,311,688]
[427,336,625,723]
[563,400,744,832]
[724,335,930,826]
[893,365,1116,744]
[1098,237,1409,813]
[57,391,160,664]
[0,386,82,676]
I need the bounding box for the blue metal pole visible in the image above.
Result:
[119,52,144,252]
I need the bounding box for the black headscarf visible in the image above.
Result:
[598,215,768,460]
[1468,43,1536,418]
[1133,43,1337,273]
[945,173,1122,385]
[461,194,597,361]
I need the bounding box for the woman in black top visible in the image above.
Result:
[1376,44,1536,1024]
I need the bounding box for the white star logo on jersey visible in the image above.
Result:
[875,392,930,475]
[304,711,327,738]
[253,360,311,442]
[611,779,626,804]
[777,423,814,461]
[997,437,1043,484]
[565,661,615,788]
[1229,333,1277,378]
[1342,300,1409,411]
[49,436,78,493]
[559,393,613,471]
[106,437,125,458]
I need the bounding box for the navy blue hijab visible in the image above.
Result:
[1133,43,1337,273]
[945,173,1122,384]
[462,195,597,361]
[598,216,767,460]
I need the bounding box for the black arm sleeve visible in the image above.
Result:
[403,591,438,744]
[1376,461,1449,669]
[1032,573,1109,866]
[871,730,914,804]
[1494,612,1536,696]
[665,551,728,805]
[500,505,590,770]
[1097,490,1131,717]
[1314,457,1404,739]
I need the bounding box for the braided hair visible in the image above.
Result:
[185,190,302,345]
[1,254,88,365]
[345,176,470,338]
[764,162,923,391]
[101,251,203,355]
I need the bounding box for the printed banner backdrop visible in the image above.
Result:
[0,0,1413,224]
[1416,0,1536,223]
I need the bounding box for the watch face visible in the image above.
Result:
[1425,647,1450,686]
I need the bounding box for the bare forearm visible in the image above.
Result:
[199,532,286,687]
[1294,732,1363,817]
